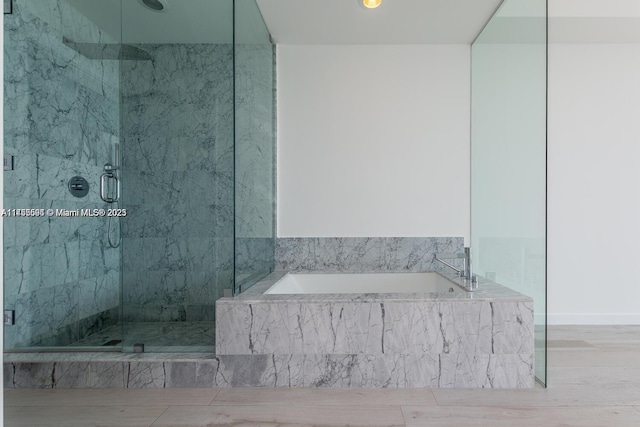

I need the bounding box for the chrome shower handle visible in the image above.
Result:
[100,172,120,203]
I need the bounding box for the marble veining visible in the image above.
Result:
[3,281,534,389]
[234,44,276,242]
[214,270,535,388]
[276,237,464,273]
[3,0,120,349]
[216,293,533,357]
[120,43,234,323]
[71,321,215,350]
[234,43,277,289]
[3,353,533,389]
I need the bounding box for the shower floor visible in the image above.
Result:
[74,321,216,353]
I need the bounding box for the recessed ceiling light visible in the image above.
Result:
[362,0,382,9]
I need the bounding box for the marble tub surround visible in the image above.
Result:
[276,237,464,273]
[215,271,535,388]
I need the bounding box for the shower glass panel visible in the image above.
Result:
[3,0,123,350]
[119,0,234,352]
[471,0,548,384]
[4,0,275,353]
[233,0,275,294]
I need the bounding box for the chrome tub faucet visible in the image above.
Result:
[434,247,479,291]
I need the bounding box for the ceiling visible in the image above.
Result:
[475,0,640,43]
[255,0,503,44]
[66,0,640,45]
[256,0,640,45]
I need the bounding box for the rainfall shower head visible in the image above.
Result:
[141,0,168,12]
[63,38,152,61]
[119,44,153,61]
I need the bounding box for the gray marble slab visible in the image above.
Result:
[3,351,533,389]
[213,269,534,388]
[276,237,464,273]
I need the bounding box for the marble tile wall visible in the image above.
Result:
[276,237,464,273]
[235,237,274,289]
[120,44,234,322]
[3,0,121,348]
[234,44,276,286]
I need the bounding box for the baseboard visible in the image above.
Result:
[547,313,640,325]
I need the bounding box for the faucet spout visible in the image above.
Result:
[433,253,464,276]
[434,247,478,291]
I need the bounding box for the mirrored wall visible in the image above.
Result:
[471,0,548,384]
[3,0,275,352]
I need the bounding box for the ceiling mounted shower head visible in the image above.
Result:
[140,0,168,12]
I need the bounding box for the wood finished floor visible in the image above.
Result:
[4,326,640,426]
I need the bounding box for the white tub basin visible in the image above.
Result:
[264,272,462,295]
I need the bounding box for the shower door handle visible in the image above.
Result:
[100,172,120,203]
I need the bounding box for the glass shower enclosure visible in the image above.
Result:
[3,0,275,353]
[471,0,548,385]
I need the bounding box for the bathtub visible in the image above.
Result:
[216,271,535,389]
[265,272,463,294]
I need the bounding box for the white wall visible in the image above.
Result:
[548,43,640,324]
[276,40,640,324]
[277,45,470,238]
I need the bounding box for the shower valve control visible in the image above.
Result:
[68,176,90,198]
[4,310,15,326]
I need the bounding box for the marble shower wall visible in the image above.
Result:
[234,44,276,287]
[120,44,234,322]
[3,0,121,348]
[276,237,464,273]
